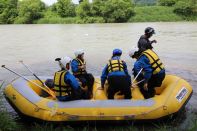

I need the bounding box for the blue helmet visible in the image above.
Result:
[113,49,122,56]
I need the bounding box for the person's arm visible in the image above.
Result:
[151,40,157,44]
[71,60,79,73]
[142,55,152,83]
[64,72,82,99]
[134,56,152,84]
[101,65,108,88]
[64,72,80,90]
[122,61,130,77]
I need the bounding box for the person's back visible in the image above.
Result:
[129,49,165,99]
[107,56,126,77]
[101,49,131,99]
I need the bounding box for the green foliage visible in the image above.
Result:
[0,0,197,24]
[173,0,197,17]
[0,82,20,131]
[134,0,157,6]
[76,0,92,18]
[76,16,105,24]
[75,0,106,23]
[0,0,7,14]
[158,0,176,6]
[91,0,105,17]
[56,0,76,17]
[129,6,183,22]
[76,0,134,23]
[0,0,18,24]
[15,0,45,24]
[37,17,77,24]
[101,0,135,23]
[0,112,20,131]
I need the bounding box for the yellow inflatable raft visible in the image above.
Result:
[3,74,192,122]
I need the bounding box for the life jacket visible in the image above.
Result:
[107,59,124,73]
[53,70,72,97]
[73,58,86,75]
[141,49,164,75]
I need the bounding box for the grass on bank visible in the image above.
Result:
[0,81,21,131]
[36,9,105,24]
[129,6,183,22]
[35,9,77,24]
[36,6,197,24]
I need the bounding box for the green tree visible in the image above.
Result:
[56,0,76,17]
[158,0,176,6]
[91,0,105,16]
[134,0,157,6]
[173,0,197,16]
[0,0,18,24]
[15,0,45,24]
[79,0,83,3]
[76,0,92,18]
[102,0,135,23]
[0,0,6,14]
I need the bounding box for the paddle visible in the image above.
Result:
[19,60,44,86]
[132,79,145,87]
[0,80,4,90]
[1,65,56,99]
[18,61,56,98]
[55,58,65,70]
[131,68,144,88]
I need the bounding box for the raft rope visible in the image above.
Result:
[48,77,182,118]
[133,77,181,117]
[5,75,185,119]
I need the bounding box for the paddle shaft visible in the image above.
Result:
[132,68,143,84]
[55,58,66,70]
[1,65,56,98]
[19,61,44,85]
[132,79,145,87]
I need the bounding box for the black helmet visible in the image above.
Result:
[145,27,155,35]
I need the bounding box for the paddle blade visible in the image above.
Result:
[55,58,61,61]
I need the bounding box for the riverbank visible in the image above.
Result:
[36,6,197,24]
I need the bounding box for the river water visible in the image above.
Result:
[0,22,197,120]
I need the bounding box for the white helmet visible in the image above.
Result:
[129,46,138,58]
[74,49,84,57]
[61,56,71,67]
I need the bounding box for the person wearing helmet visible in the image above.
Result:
[129,48,165,99]
[137,27,157,55]
[52,56,82,101]
[71,49,95,99]
[101,49,131,99]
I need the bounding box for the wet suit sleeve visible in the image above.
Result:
[134,55,152,83]
[64,72,80,90]
[71,59,79,73]
[101,64,108,88]
[122,61,130,77]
